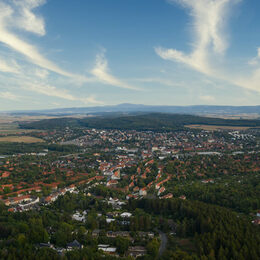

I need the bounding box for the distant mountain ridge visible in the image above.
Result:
[6,103,260,116]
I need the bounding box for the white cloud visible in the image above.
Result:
[156,0,235,76]
[12,0,46,36]
[91,50,140,90]
[0,1,91,81]
[133,77,186,88]
[0,58,20,73]
[199,95,215,102]
[157,0,260,94]
[34,68,49,79]
[0,91,18,100]
[248,47,260,66]
[24,83,103,105]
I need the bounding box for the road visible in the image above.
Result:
[158,230,168,257]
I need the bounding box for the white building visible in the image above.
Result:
[72,210,87,222]
[120,212,132,218]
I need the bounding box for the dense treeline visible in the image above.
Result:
[20,118,80,130]
[166,173,260,214]
[128,198,260,259]
[0,143,80,155]
[0,192,259,259]
[0,195,124,260]
[19,113,260,131]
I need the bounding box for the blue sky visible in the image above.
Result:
[0,0,260,110]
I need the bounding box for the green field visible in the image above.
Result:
[0,136,45,143]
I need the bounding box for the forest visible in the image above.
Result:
[19,113,260,131]
[128,198,260,260]
[0,143,80,155]
[0,193,259,259]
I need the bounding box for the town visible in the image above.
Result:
[0,121,259,259]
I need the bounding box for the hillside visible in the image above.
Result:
[19,113,260,131]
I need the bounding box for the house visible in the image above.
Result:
[120,212,132,218]
[129,181,134,188]
[106,218,115,223]
[106,231,130,238]
[141,173,147,179]
[139,188,147,196]
[252,219,260,225]
[18,197,40,211]
[127,246,147,258]
[72,211,87,222]
[158,186,166,196]
[155,176,171,189]
[145,160,154,166]
[65,185,76,193]
[98,244,117,255]
[38,243,54,249]
[111,170,120,180]
[92,229,100,237]
[179,195,186,200]
[107,198,126,209]
[161,193,173,199]
[138,231,154,238]
[106,180,118,187]
[133,186,140,192]
[201,179,214,184]
[126,194,138,200]
[4,195,31,206]
[67,240,83,251]
[1,171,10,178]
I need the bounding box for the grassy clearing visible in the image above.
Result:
[0,129,42,134]
[174,238,197,253]
[0,122,43,134]
[0,136,45,143]
[185,124,254,131]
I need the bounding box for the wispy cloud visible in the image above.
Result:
[0,1,91,80]
[0,0,139,108]
[199,94,215,102]
[24,83,103,105]
[12,0,46,36]
[248,47,260,66]
[156,0,235,76]
[0,58,20,73]
[0,1,107,106]
[0,91,18,100]
[91,50,140,91]
[156,0,260,94]
[132,77,186,88]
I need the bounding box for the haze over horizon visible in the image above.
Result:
[1,0,260,111]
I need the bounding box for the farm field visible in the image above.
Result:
[0,123,38,134]
[0,115,49,134]
[185,124,255,131]
[0,136,45,143]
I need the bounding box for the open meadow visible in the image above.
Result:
[185,124,256,131]
[0,136,44,143]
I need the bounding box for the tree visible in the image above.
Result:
[146,238,160,258]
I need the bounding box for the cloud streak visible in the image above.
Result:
[91,50,140,91]
[0,58,20,73]
[156,0,235,76]
[0,1,91,81]
[0,91,18,100]
[24,83,103,105]
[156,0,260,94]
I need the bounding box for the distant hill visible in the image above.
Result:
[8,103,260,117]
[19,113,260,131]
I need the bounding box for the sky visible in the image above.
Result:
[0,0,260,111]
